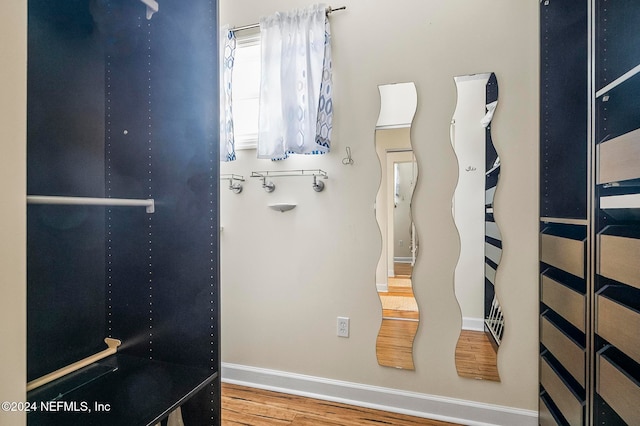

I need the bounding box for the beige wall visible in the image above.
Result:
[220,0,539,411]
[0,1,27,425]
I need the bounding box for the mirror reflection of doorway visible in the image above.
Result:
[391,158,417,272]
[374,82,419,370]
[376,153,418,370]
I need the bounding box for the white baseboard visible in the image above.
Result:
[463,317,486,332]
[394,257,412,263]
[376,282,388,292]
[221,363,537,426]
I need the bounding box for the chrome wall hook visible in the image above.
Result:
[229,180,243,194]
[342,146,354,165]
[221,174,245,194]
[312,175,325,192]
[262,177,276,192]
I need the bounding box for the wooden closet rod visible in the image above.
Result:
[27,338,122,392]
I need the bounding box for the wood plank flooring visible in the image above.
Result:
[222,383,459,425]
[455,330,500,381]
[377,263,419,369]
[376,318,418,369]
[394,262,413,277]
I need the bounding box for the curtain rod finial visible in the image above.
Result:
[327,6,347,14]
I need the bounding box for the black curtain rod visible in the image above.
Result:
[230,5,346,33]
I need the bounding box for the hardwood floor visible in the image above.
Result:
[455,330,500,381]
[394,262,413,277]
[383,263,417,319]
[222,383,459,425]
[376,318,418,369]
[376,263,419,369]
[377,264,498,381]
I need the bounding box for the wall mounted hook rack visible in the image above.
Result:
[250,169,328,193]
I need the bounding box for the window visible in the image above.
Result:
[231,33,261,150]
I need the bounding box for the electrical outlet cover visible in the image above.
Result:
[337,316,349,337]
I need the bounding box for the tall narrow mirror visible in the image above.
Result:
[375,82,419,370]
[451,73,503,381]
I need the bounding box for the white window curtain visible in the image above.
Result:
[257,4,333,160]
[220,25,237,162]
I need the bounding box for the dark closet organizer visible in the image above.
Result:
[26,0,221,424]
[539,0,640,425]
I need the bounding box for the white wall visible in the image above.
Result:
[220,0,538,413]
[0,1,27,425]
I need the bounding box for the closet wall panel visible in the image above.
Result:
[541,0,640,424]
[593,0,640,424]
[539,8,589,420]
[540,0,588,220]
[26,0,220,424]
[26,0,107,383]
[539,0,589,424]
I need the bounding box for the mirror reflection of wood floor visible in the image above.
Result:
[376,263,419,370]
[222,382,460,425]
[455,330,500,381]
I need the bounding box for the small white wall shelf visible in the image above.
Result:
[27,195,155,213]
[250,169,328,192]
[268,203,297,212]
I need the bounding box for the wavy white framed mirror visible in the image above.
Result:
[375,82,419,370]
[451,73,503,381]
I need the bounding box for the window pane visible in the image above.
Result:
[232,35,260,148]
[233,98,259,137]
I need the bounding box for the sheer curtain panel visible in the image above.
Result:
[220,25,236,161]
[258,4,333,160]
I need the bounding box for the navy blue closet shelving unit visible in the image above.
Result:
[539,1,640,425]
[26,0,221,424]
